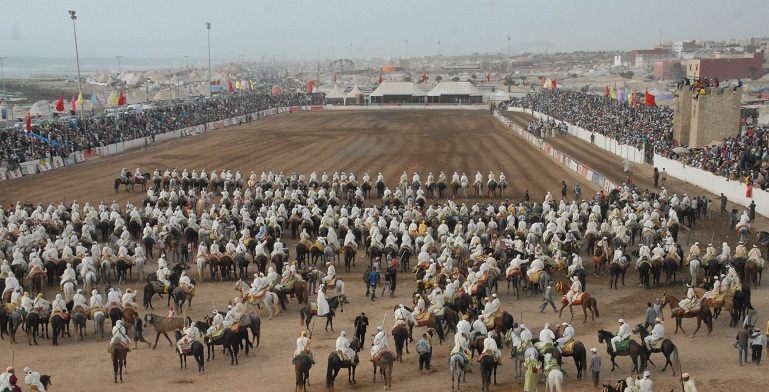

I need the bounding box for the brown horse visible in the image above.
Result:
[111,343,128,383]
[556,282,600,323]
[745,260,762,288]
[692,287,734,321]
[286,280,309,305]
[660,293,713,336]
[597,329,645,373]
[593,245,607,276]
[293,354,312,392]
[144,314,187,349]
[372,350,395,390]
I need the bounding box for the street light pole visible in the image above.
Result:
[206,22,212,98]
[183,55,191,69]
[69,10,83,145]
[0,57,10,126]
[507,35,511,74]
[115,55,123,88]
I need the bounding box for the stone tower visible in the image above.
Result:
[672,87,742,148]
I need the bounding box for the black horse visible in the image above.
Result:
[174,330,205,373]
[326,337,361,389]
[300,295,348,332]
[204,328,240,365]
[51,313,68,346]
[633,324,680,375]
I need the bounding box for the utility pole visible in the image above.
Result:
[183,55,191,69]
[69,10,83,143]
[206,22,212,98]
[0,57,10,126]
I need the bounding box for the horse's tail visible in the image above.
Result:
[672,344,681,375]
[299,307,306,327]
[325,356,335,388]
[186,316,192,328]
[592,298,600,318]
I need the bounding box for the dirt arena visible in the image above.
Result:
[0,110,765,391]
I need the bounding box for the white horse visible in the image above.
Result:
[63,281,76,303]
[93,310,106,341]
[688,259,700,287]
[546,368,564,392]
[82,270,97,291]
[196,255,207,281]
[134,255,146,281]
[233,280,281,320]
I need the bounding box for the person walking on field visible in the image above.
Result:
[623,158,630,173]
[590,347,601,389]
[737,325,751,366]
[540,281,557,313]
[354,312,369,349]
[416,332,432,373]
[653,167,659,188]
[660,168,667,187]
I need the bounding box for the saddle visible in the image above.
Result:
[431,306,445,318]
[4,303,16,313]
[325,277,337,289]
[89,307,106,319]
[178,285,195,296]
[177,338,195,354]
[483,311,501,329]
[108,342,129,355]
[309,301,318,314]
[529,269,545,282]
[334,350,352,363]
[413,311,431,326]
[209,326,227,340]
[614,337,632,352]
[476,273,490,285]
[478,352,498,363]
[229,322,242,332]
[372,349,394,363]
[151,281,170,294]
[562,292,586,305]
[506,268,521,279]
[51,310,69,321]
[560,339,575,355]
[281,277,297,290]
[311,243,325,253]
[250,289,267,301]
[292,352,315,365]
[27,268,47,281]
[649,339,664,351]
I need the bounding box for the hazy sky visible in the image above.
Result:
[2,0,767,63]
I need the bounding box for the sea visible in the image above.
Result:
[1,56,205,79]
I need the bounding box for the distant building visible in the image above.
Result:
[614,54,631,67]
[673,40,698,57]
[654,59,685,80]
[684,51,764,81]
[631,49,672,68]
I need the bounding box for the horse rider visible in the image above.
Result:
[51,293,67,316]
[176,321,202,354]
[107,287,122,307]
[645,318,665,350]
[718,242,731,263]
[472,315,488,341]
[23,367,46,392]
[651,243,665,263]
[122,289,138,309]
[677,284,700,312]
[72,289,88,312]
[451,331,471,362]
[370,325,390,359]
[316,285,330,317]
[394,304,416,329]
[179,271,195,292]
[687,242,701,263]
[568,253,584,275]
[456,314,472,337]
[735,241,748,258]
[703,243,717,262]
[611,319,631,352]
[336,331,356,362]
[156,263,171,288]
[111,319,130,349]
[90,288,105,310]
[428,287,445,315]
[536,323,555,349]
[3,272,20,298]
[482,294,500,319]
[556,322,574,352]
[483,331,503,363]
[294,330,315,362]
[60,263,77,291]
[566,275,582,305]
[120,168,128,183]
[749,244,765,268]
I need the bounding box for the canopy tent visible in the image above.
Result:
[426,82,483,103]
[29,100,54,117]
[325,84,347,102]
[152,90,171,102]
[369,82,425,104]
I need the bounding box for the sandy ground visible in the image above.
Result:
[0,110,764,392]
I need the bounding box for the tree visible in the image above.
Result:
[435,75,443,83]
[749,66,759,80]
[503,75,515,92]
[670,63,685,80]
[619,70,634,79]
[452,76,460,82]
[403,76,413,83]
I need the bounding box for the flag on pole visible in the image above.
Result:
[610,87,617,100]
[551,78,557,88]
[77,91,83,105]
[486,73,490,82]
[228,80,234,93]
[632,89,637,107]
[250,80,255,91]
[645,89,656,106]
[118,90,126,106]
[26,111,32,132]
[624,87,630,103]
[378,73,383,84]
[71,94,77,112]
[617,89,624,103]
[605,86,610,97]
[333,72,337,83]
[56,95,65,112]
[421,73,427,83]
[235,81,242,90]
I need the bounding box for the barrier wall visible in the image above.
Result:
[324,104,488,111]
[0,106,297,181]
[493,111,621,192]
[653,154,769,217]
[507,107,645,164]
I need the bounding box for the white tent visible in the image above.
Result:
[29,100,54,117]
[369,82,426,97]
[426,81,482,97]
[345,84,362,99]
[325,84,347,100]
[152,90,171,102]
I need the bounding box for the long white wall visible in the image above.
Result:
[507,107,645,164]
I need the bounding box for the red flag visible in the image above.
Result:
[421,73,427,83]
[26,111,32,132]
[228,80,234,93]
[605,86,610,97]
[486,73,490,82]
[118,91,126,106]
[551,78,557,88]
[55,95,64,112]
[645,89,656,107]
[333,72,337,83]
[378,73,383,84]
[71,94,77,112]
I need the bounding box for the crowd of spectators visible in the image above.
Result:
[509,89,769,189]
[0,90,324,170]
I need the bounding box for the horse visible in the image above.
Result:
[546,368,564,392]
[632,324,680,375]
[111,343,128,382]
[72,309,88,342]
[597,329,645,373]
[51,312,68,346]
[372,350,394,390]
[745,259,762,289]
[115,172,135,193]
[660,293,713,336]
[450,353,470,391]
[205,327,240,365]
[555,281,600,323]
[693,287,736,325]
[326,337,360,390]
[687,258,701,287]
[94,310,106,341]
[172,285,195,312]
[144,314,186,349]
[233,280,281,320]
[343,245,356,273]
[480,353,496,392]
[608,261,627,289]
[300,294,347,332]
[174,330,205,373]
[294,353,313,392]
